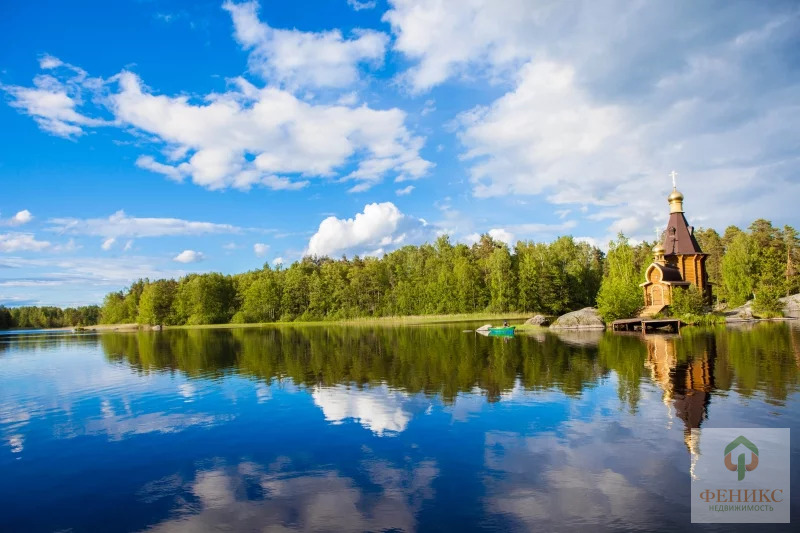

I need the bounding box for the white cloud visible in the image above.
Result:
[111,71,429,192]
[312,384,413,435]
[395,185,414,196]
[3,210,34,226]
[0,233,51,252]
[2,58,107,137]
[488,228,514,246]
[123,240,134,252]
[253,243,269,257]
[347,0,377,11]
[135,155,187,182]
[460,60,627,201]
[272,257,284,266]
[384,0,544,92]
[306,202,431,258]
[48,210,240,238]
[173,250,204,263]
[223,0,388,89]
[101,237,116,251]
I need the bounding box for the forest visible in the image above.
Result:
[0,305,100,330]
[0,219,797,329]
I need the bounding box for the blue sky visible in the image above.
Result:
[1,0,799,307]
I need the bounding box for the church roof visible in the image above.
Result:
[662,211,704,255]
[654,263,684,282]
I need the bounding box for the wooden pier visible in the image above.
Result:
[611,317,682,333]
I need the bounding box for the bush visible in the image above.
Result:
[671,285,705,317]
[752,277,784,317]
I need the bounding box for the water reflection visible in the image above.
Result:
[142,458,439,533]
[0,323,798,532]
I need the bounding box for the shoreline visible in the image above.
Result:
[37,312,532,332]
[6,312,796,334]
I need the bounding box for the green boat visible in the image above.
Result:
[487,326,515,336]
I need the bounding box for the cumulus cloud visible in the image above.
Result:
[7,40,429,193]
[253,243,269,257]
[111,71,428,192]
[173,250,204,263]
[223,1,388,89]
[488,228,514,246]
[0,233,51,252]
[48,210,240,238]
[384,1,800,238]
[306,202,431,258]
[2,210,34,226]
[384,0,545,92]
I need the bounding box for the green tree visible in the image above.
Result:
[596,234,642,322]
[722,232,755,307]
[695,227,724,302]
[100,292,128,324]
[137,280,178,325]
[175,273,236,325]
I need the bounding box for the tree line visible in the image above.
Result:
[1,218,796,329]
[99,235,605,325]
[0,305,100,330]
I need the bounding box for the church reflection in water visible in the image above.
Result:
[644,333,716,476]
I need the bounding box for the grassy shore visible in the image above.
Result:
[66,312,533,332]
[165,312,532,330]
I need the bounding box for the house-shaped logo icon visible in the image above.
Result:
[724,436,759,481]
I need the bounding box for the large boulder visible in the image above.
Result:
[550,307,605,330]
[781,294,800,318]
[525,314,550,327]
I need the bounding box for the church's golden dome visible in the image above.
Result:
[668,188,684,202]
[652,242,665,254]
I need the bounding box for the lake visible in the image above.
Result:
[1,323,798,532]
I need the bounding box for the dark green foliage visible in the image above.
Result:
[671,285,705,317]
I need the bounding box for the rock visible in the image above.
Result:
[151,324,163,331]
[550,307,605,330]
[524,314,550,327]
[780,293,800,318]
[476,324,492,332]
[723,300,756,321]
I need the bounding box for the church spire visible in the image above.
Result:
[668,170,684,213]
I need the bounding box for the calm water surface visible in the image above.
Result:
[1,323,799,532]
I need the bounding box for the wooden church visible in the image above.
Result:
[640,176,712,316]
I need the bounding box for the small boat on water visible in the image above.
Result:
[487,326,515,336]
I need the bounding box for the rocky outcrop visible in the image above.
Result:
[525,314,550,327]
[476,324,492,332]
[550,307,605,330]
[724,301,755,321]
[723,293,800,321]
[781,294,800,318]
